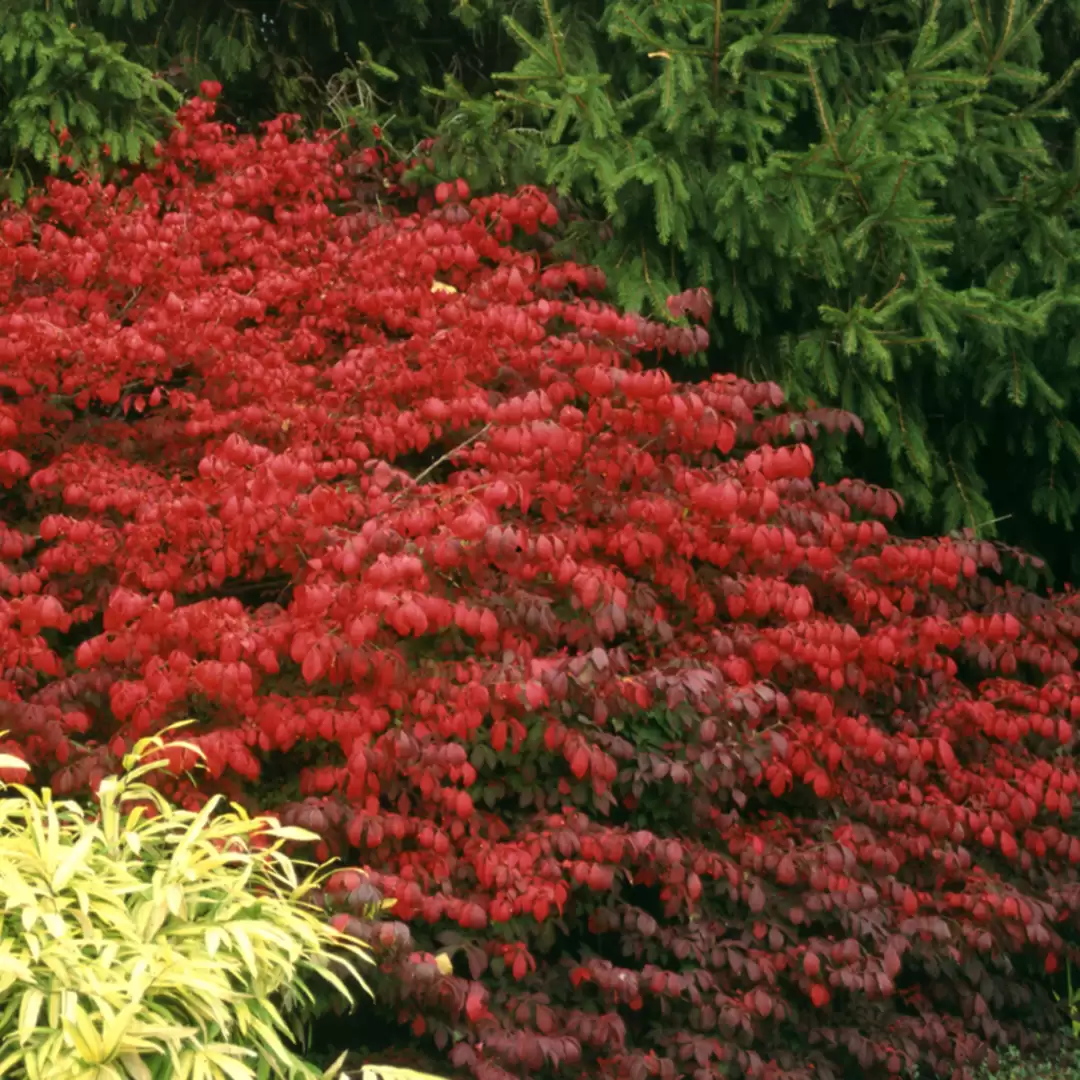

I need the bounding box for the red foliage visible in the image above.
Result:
[1,95,1079,1080]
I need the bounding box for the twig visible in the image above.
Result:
[392,423,491,505]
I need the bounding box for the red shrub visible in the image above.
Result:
[1,91,1079,1080]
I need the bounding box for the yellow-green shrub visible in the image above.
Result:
[0,729,372,1080]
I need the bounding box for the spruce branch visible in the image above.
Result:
[949,455,979,532]
[872,274,908,313]
[990,0,1018,64]
[806,62,870,214]
[539,0,565,77]
[1006,0,1054,60]
[712,0,723,99]
[966,0,992,53]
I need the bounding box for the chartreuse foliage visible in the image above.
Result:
[0,726,373,1080]
[5,89,1080,1079]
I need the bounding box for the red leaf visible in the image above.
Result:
[569,746,590,779]
[586,864,613,891]
[883,946,901,979]
[301,646,325,684]
[465,985,487,1023]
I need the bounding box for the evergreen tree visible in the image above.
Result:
[417,0,1080,581]
[0,0,179,197]
[0,0,496,196]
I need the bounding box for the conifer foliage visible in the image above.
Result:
[421,0,1080,575]
[0,0,357,198]
[4,91,1080,1080]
